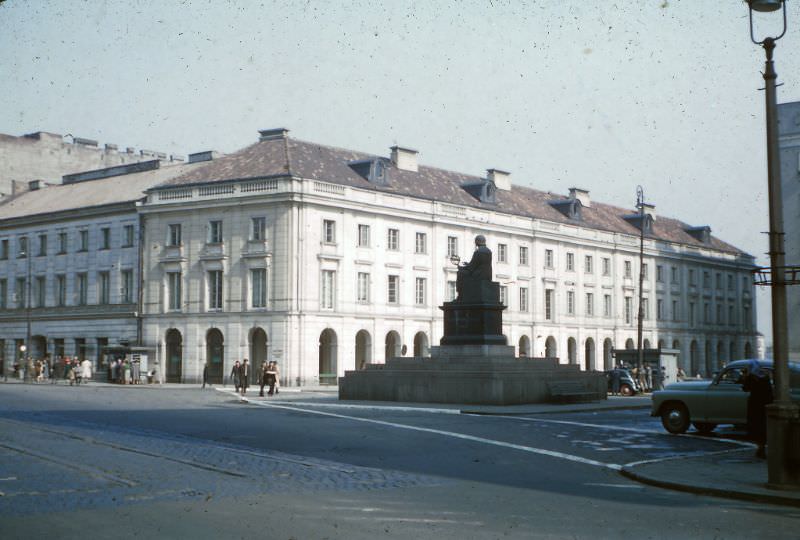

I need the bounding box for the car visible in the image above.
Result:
[605,368,640,396]
[651,359,800,434]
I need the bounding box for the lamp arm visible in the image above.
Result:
[749,1,788,45]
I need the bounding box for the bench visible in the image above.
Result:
[547,380,597,403]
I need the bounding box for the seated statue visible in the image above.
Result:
[456,235,493,300]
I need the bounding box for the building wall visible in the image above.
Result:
[141,176,760,385]
[778,101,800,361]
[0,131,180,199]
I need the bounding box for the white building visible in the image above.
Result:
[139,128,760,385]
[0,158,207,377]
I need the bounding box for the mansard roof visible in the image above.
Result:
[157,136,747,256]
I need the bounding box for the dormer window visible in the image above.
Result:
[549,199,583,220]
[349,158,389,186]
[462,179,497,204]
[685,225,712,244]
[622,213,653,234]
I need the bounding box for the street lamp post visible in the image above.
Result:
[636,186,645,373]
[23,236,32,382]
[746,0,800,488]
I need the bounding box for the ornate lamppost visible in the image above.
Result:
[636,186,645,373]
[746,0,800,488]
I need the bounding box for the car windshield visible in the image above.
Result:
[715,367,744,385]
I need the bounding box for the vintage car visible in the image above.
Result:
[604,368,640,396]
[651,359,800,434]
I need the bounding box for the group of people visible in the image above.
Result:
[107,358,142,385]
[10,355,92,385]
[203,358,281,397]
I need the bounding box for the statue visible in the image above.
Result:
[456,235,493,300]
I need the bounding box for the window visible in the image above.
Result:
[0,239,7,260]
[77,273,88,305]
[79,230,88,252]
[519,246,529,266]
[519,287,529,312]
[585,292,594,316]
[545,289,554,320]
[321,270,335,309]
[168,224,182,246]
[323,220,336,244]
[207,270,223,310]
[121,270,133,304]
[388,275,399,304]
[58,232,67,254]
[544,249,554,268]
[642,298,649,320]
[566,252,575,271]
[15,278,25,308]
[56,275,66,306]
[123,225,135,247]
[604,294,611,318]
[742,275,750,291]
[566,290,575,315]
[415,277,427,305]
[415,232,427,254]
[602,257,611,276]
[703,271,711,288]
[447,280,457,301]
[0,279,6,308]
[251,217,266,241]
[500,286,508,307]
[743,305,751,329]
[728,304,735,325]
[447,236,458,258]
[716,272,722,290]
[672,300,679,322]
[357,224,370,247]
[624,297,633,324]
[704,302,710,324]
[100,227,111,250]
[387,228,399,251]
[689,302,696,326]
[727,274,734,291]
[99,272,110,304]
[34,276,45,307]
[689,269,696,286]
[208,221,223,244]
[38,234,47,256]
[166,272,182,310]
[657,299,664,320]
[717,304,723,324]
[671,266,679,284]
[656,265,664,283]
[357,272,370,303]
[251,268,267,308]
[497,243,507,263]
[624,260,632,278]
[642,263,648,279]
[585,255,593,274]
[18,236,28,257]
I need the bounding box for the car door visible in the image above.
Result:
[703,367,748,423]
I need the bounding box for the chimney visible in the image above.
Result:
[487,168,511,191]
[390,145,418,172]
[188,151,221,164]
[569,187,590,208]
[259,128,290,141]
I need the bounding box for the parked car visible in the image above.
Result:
[605,368,640,396]
[651,359,800,434]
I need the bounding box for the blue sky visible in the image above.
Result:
[2,0,799,342]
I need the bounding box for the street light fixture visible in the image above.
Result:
[20,237,32,382]
[745,0,800,488]
[636,186,646,373]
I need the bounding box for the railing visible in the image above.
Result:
[314,182,345,196]
[241,179,279,193]
[198,185,235,197]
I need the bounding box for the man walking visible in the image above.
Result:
[239,359,249,396]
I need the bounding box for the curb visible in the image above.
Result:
[460,403,651,416]
[620,464,800,508]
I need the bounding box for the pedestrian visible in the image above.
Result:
[123,359,132,384]
[609,368,621,396]
[239,359,250,396]
[269,361,280,396]
[644,365,652,392]
[65,358,76,386]
[81,357,92,384]
[202,362,209,389]
[676,366,686,382]
[259,361,269,397]
[42,359,50,381]
[742,362,774,459]
[230,360,241,392]
[132,358,140,385]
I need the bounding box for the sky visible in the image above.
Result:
[1,0,799,343]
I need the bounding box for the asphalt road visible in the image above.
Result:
[1,383,798,539]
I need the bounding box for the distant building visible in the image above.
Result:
[778,101,800,361]
[0,130,183,200]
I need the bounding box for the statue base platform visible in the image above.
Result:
[338,344,607,405]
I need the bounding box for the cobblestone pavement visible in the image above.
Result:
[0,413,442,516]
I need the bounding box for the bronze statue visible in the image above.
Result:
[456,235,493,299]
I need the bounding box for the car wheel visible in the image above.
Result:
[620,384,634,397]
[661,403,690,434]
[692,422,717,434]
